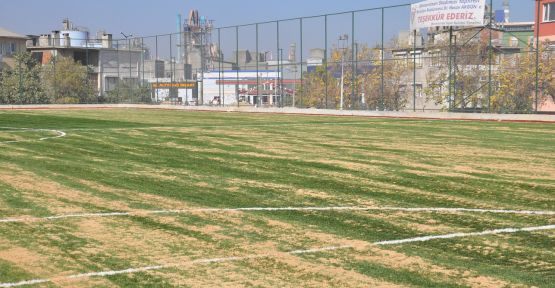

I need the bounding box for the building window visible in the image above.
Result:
[409,51,423,68]
[105,77,119,92]
[544,3,555,22]
[429,50,441,67]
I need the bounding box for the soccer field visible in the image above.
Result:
[0,109,553,287]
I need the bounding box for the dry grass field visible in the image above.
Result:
[0,109,553,287]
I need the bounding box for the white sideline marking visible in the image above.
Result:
[0,206,553,224]
[54,121,377,132]
[373,225,555,245]
[0,127,66,144]
[0,225,553,288]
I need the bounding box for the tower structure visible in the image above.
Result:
[503,0,510,23]
[182,10,215,76]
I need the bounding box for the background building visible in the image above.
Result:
[536,0,555,44]
[0,27,28,70]
[27,19,147,95]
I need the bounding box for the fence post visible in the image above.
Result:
[351,11,356,110]
[155,36,159,103]
[454,34,458,109]
[448,27,453,111]
[236,26,240,108]
[18,55,23,102]
[300,18,303,108]
[218,28,223,105]
[380,8,385,111]
[277,21,281,107]
[53,52,56,102]
[324,15,328,109]
[256,24,260,107]
[487,0,493,113]
[141,37,144,91]
[85,38,90,103]
[116,40,120,100]
[413,29,417,112]
[535,1,541,113]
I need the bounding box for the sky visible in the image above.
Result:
[0,0,536,37]
[0,0,537,60]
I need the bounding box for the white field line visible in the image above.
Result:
[0,127,66,144]
[0,206,553,224]
[49,121,379,132]
[373,225,555,245]
[0,225,553,288]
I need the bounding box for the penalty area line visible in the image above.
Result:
[0,225,553,287]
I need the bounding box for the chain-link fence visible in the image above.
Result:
[1,2,553,113]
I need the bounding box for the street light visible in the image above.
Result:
[338,34,348,110]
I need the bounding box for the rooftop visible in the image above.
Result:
[0,27,28,39]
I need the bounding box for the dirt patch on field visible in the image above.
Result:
[0,167,131,214]
[353,247,513,287]
[73,217,216,265]
[0,246,55,276]
[78,179,193,210]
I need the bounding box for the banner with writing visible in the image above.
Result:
[410,0,486,30]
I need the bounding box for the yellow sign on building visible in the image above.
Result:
[151,82,197,89]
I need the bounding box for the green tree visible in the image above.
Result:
[492,43,555,113]
[298,65,339,108]
[42,57,95,104]
[103,81,152,104]
[0,52,47,104]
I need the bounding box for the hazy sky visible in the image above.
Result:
[0,0,536,37]
[0,0,537,59]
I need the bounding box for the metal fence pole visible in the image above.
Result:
[85,38,90,103]
[324,15,328,109]
[351,11,356,110]
[170,35,174,105]
[256,24,260,107]
[380,8,385,111]
[141,38,144,88]
[487,0,493,113]
[53,51,57,102]
[236,26,239,108]
[535,1,540,113]
[155,36,159,102]
[218,28,222,105]
[448,27,453,111]
[18,56,23,102]
[413,29,417,112]
[277,20,281,107]
[117,40,120,100]
[300,18,303,108]
[280,48,284,108]
[454,34,458,108]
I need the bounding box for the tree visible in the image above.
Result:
[492,43,555,113]
[298,65,339,108]
[0,52,47,104]
[423,29,492,111]
[103,81,152,104]
[41,57,95,104]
